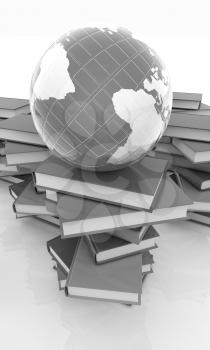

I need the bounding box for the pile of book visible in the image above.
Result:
[0,94,203,306]
[150,92,210,227]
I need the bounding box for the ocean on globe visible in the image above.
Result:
[30,27,172,171]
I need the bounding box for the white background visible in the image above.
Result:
[0,1,210,349]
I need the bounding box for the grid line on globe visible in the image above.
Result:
[31,27,172,171]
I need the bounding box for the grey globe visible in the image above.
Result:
[30,27,172,171]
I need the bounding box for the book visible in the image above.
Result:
[0,173,31,184]
[172,92,202,110]
[175,167,210,191]
[0,157,17,172]
[167,170,183,188]
[84,225,159,264]
[58,176,191,238]
[165,126,210,142]
[34,155,168,210]
[179,177,210,212]
[172,138,210,163]
[54,257,153,290]
[188,211,210,226]
[149,152,210,173]
[9,177,32,199]
[169,111,210,130]
[109,225,150,244]
[0,97,30,118]
[13,181,57,215]
[45,194,152,244]
[0,114,44,145]
[34,214,60,226]
[155,143,182,156]
[159,136,171,144]
[5,141,49,165]
[65,237,142,305]
[47,236,80,274]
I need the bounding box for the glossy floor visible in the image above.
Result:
[0,180,210,350]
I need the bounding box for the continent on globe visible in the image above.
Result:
[30,27,172,171]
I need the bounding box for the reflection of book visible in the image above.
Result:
[172,138,210,163]
[5,141,49,165]
[84,225,158,264]
[0,97,30,119]
[165,126,210,142]
[188,211,210,226]
[65,237,142,305]
[58,176,191,238]
[172,92,202,110]
[13,181,57,215]
[180,177,210,212]
[175,167,210,190]
[0,114,44,145]
[34,155,168,210]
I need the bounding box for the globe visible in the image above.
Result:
[30,27,172,171]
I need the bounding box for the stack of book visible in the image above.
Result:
[150,92,210,227]
[0,98,49,185]
[0,95,193,305]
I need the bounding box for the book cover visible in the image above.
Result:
[65,237,142,305]
[34,155,168,210]
[172,139,210,163]
[175,167,210,191]
[85,225,159,264]
[59,175,191,237]
[47,236,80,274]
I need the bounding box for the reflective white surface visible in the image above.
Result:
[0,180,210,350]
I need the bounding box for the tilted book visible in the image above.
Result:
[0,114,44,145]
[172,138,210,163]
[84,225,159,264]
[58,175,191,238]
[34,155,168,210]
[65,237,142,305]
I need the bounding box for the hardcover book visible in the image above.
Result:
[58,176,191,238]
[13,181,57,215]
[169,110,210,130]
[0,114,44,145]
[65,237,142,305]
[34,155,168,210]
[5,141,49,165]
[47,235,80,274]
[172,138,210,163]
[165,126,210,142]
[180,177,210,212]
[84,225,159,264]
[0,97,30,118]
[175,167,210,190]
[188,211,210,226]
